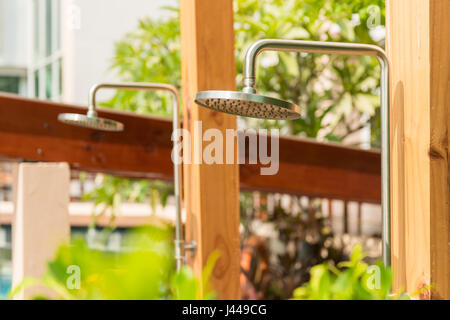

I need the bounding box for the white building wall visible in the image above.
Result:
[0,0,29,68]
[61,0,177,105]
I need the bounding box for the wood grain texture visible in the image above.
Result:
[387,0,450,299]
[429,0,450,300]
[180,0,241,299]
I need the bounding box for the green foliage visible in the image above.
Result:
[240,194,346,299]
[10,225,216,300]
[292,244,409,300]
[105,0,385,145]
[235,0,385,142]
[103,14,181,116]
[82,175,173,227]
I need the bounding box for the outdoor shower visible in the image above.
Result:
[58,82,190,271]
[58,84,125,132]
[195,39,391,266]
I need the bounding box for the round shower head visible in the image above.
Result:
[58,113,124,132]
[195,90,301,120]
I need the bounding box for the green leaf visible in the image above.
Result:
[336,18,356,41]
[279,53,299,77]
[284,27,310,39]
[292,245,405,300]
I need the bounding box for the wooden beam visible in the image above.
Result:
[0,205,174,228]
[1,212,161,228]
[180,0,240,299]
[387,0,450,299]
[0,93,174,181]
[0,93,381,203]
[240,134,381,203]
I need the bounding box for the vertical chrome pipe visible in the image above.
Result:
[242,39,391,266]
[89,82,184,270]
[170,89,184,272]
[377,57,391,267]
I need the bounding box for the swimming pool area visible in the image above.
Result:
[0,225,11,299]
[0,275,11,299]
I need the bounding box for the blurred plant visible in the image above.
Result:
[292,244,409,300]
[103,10,181,116]
[9,225,217,300]
[82,175,173,228]
[240,193,346,299]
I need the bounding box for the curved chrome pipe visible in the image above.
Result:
[243,39,391,266]
[88,82,179,117]
[90,82,185,271]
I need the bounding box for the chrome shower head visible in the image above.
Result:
[58,82,127,132]
[57,113,124,132]
[195,90,301,120]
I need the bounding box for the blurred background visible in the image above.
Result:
[0,0,385,299]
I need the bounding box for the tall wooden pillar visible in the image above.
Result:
[387,0,450,299]
[180,0,240,299]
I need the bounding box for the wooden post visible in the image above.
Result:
[387,0,450,299]
[180,0,240,299]
[12,163,70,299]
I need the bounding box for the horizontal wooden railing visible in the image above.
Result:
[0,93,381,203]
[0,201,176,227]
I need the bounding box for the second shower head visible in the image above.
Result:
[57,112,124,132]
[58,83,127,132]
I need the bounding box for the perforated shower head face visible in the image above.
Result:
[58,113,124,132]
[195,90,301,120]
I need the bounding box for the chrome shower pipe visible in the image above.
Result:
[90,82,185,271]
[243,39,391,266]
